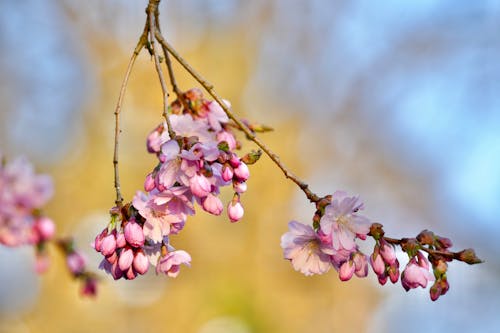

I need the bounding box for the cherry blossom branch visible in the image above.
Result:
[146,0,176,139]
[113,21,149,207]
[154,32,321,203]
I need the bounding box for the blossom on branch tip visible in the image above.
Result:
[281,221,332,276]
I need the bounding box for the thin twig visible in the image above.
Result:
[154,32,320,203]
[383,236,458,261]
[153,7,186,105]
[113,22,149,207]
[147,1,176,139]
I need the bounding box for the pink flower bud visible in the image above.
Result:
[93,229,107,252]
[111,262,123,280]
[66,252,87,275]
[34,217,55,241]
[144,173,156,192]
[190,173,211,198]
[118,247,134,271]
[353,252,368,278]
[234,162,249,181]
[221,165,234,182]
[378,274,388,286]
[100,233,117,256]
[388,260,400,283]
[229,154,240,168]
[380,243,396,265]
[202,193,223,216]
[370,252,385,276]
[217,131,237,150]
[133,250,149,275]
[124,220,145,248]
[125,266,137,280]
[339,260,355,281]
[81,277,98,297]
[105,251,118,264]
[116,232,126,248]
[233,181,247,193]
[228,200,244,222]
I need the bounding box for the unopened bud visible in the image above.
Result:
[241,150,262,165]
[118,247,134,271]
[234,162,250,181]
[221,164,234,182]
[100,234,117,256]
[416,230,435,245]
[339,260,355,281]
[228,194,244,222]
[133,250,149,275]
[369,223,385,240]
[388,260,400,283]
[124,219,145,248]
[457,248,482,264]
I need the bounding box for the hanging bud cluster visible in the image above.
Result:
[96,88,260,280]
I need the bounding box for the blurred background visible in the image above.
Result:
[1,0,499,332]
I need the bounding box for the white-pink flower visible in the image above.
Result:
[156,250,191,277]
[280,221,332,276]
[319,191,371,252]
[132,191,186,242]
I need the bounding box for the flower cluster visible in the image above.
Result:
[0,153,55,270]
[281,191,371,278]
[97,88,254,280]
[0,153,96,296]
[281,190,481,301]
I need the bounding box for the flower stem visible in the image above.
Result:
[113,20,149,207]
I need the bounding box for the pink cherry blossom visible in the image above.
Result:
[170,114,214,143]
[319,191,371,252]
[156,250,191,277]
[202,193,223,215]
[190,173,212,198]
[206,100,230,132]
[280,221,332,276]
[147,123,169,154]
[401,252,434,291]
